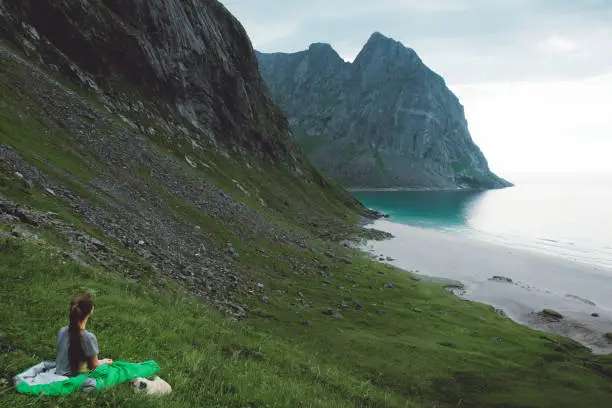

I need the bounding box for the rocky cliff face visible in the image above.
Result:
[0,0,366,313]
[258,33,511,189]
[0,0,298,159]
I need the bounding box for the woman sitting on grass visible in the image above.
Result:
[55,295,113,376]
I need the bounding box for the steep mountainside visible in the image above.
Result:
[0,0,295,157]
[2,3,612,407]
[257,33,511,189]
[0,0,367,312]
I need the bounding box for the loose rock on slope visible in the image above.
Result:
[0,0,365,314]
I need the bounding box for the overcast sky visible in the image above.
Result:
[221,0,612,175]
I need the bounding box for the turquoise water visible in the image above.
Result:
[354,173,612,270]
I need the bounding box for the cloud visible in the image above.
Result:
[222,0,612,83]
[539,36,578,53]
[451,74,612,174]
[242,22,299,48]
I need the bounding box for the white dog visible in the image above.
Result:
[130,376,172,395]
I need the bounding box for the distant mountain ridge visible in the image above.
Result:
[257,32,512,189]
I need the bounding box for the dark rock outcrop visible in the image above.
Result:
[0,0,297,160]
[257,32,512,189]
[489,276,513,284]
[541,309,564,320]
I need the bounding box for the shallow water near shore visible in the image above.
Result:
[354,173,612,353]
[354,173,612,270]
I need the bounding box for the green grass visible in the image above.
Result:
[0,237,395,408]
[0,59,122,224]
[0,59,93,182]
[1,234,611,408]
[239,244,612,407]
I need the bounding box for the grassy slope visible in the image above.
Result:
[2,231,612,408]
[0,237,389,408]
[0,45,611,407]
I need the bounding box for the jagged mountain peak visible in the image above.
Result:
[257,34,511,189]
[308,42,335,53]
[362,31,404,49]
[354,32,421,72]
[368,31,389,41]
[306,42,344,65]
[364,32,416,53]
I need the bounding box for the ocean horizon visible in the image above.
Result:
[353,172,612,271]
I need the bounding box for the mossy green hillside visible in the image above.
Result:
[0,51,364,243]
[1,233,611,408]
[0,237,394,408]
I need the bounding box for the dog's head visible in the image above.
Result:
[130,377,149,393]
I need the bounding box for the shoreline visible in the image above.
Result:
[359,219,612,354]
[349,185,512,193]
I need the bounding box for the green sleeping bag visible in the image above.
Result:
[16,360,160,396]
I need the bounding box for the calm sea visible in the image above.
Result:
[353,173,612,270]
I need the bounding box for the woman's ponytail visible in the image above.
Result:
[67,296,93,376]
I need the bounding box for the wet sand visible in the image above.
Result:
[362,220,612,354]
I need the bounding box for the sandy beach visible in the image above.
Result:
[363,219,612,354]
